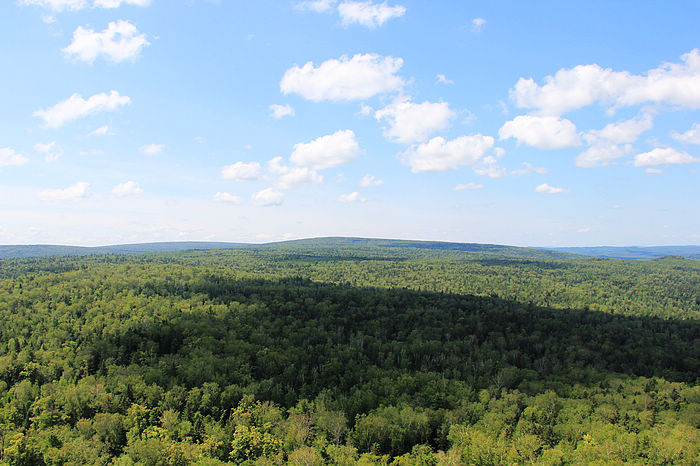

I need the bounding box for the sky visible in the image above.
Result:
[1,0,699,247]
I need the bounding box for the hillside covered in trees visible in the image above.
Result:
[0,244,697,464]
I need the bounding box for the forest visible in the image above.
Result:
[0,241,697,464]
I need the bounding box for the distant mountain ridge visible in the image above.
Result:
[0,237,698,260]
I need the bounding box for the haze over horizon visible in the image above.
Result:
[1,1,699,247]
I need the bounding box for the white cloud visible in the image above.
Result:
[337,1,406,28]
[436,74,453,85]
[510,162,547,176]
[375,97,455,144]
[34,142,64,162]
[290,129,360,169]
[499,115,581,149]
[510,49,700,116]
[359,104,373,115]
[41,14,56,23]
[34,90,130,128]
[645,168,664,175]
[471,17,486,32]
[0,148,29,167]
[38,182,89,201]
[359,174,383,187]
[221,161,262,181]
[577,227,592,233]
[112,181,143,197]
[535,183,565,194]
[672,123,700,144]
[452,182,484,191]
[584,114,653,145]
[473,155,507,178]
[295,0,336,12]
[268,157,323,189]
[400,134,494,173]
[281,53,404,102]
[139,143,164,155]
[63,20,149,64]
[269,104,295,119]
[337,191,365,202]
[90,125,111,136]
[252,188,285,206]
[576,143,631,168]
[213,192,242,204]
[633,148,698,167]
[20,0,150,11]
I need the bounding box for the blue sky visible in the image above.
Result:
[1,0,699,246]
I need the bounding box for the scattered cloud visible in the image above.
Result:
[510,162,547,176]
[499,115,581,149]
[290,129,361,169]
[452,182,484,191]
[213,192,242,204]
[90,125,111,136]
[577,227,592,233]
[281,53,404,102]
[269,104,295,119]
[400,134,494,173]
[34,142,64,162]
[63,20,149,64]
[337,191,366,202]
[535,183,565,194]
[139,143,164,155]
[252,188,285,206]
[337,1,406,28]
[471,17,486,33]
[112,181,143,197]
[436,74,454,85]
[221,161,262,181]
[671,123,700,144]
[0,148,29,167]
[510,49,700,116]
[295,0,336,13]
[359,104,373,116]
[268,157,323,189]
[633,148,698,167]
[473,155,507,178]
[38,182,89,201]
[41,14,56,23]
[359,174,383,187]
[576,143,631,168]
[584,114,654,145]
[34,90,130,128]
[375,97,455,144]
[20,0,151,11]
[645,168,664,175]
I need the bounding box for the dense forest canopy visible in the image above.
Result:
[0,245,697,464]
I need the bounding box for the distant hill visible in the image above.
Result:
[0,241,247,259]
[549,245,700,260]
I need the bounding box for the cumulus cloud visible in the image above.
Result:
[359,174,383,187]
[633,148,698,167]
[139,143,164,155]
[268,157,323,189]
[0,148,29,167]
[213,192,242,204]
[535,183,565,194]
[20,0,150,11]
[510,162,547,176]
[252,188,285,206]
[38,182,89,201]
[34,90,130,128]
[499,115,581,149]
[400,134,494,173]
[471,17,486,32]
[436,74,454,85]
[221,161,262,181]
[295,0,336,12]
[90,125,111,136]
[452,182,484,191]
[281,53,404,102]
[576,143,632,168]
[63,20,149,64]
[584,114,653,145]
[112,181,143,197]
[269,104,295,119]
[290,130,361,169]
[337,1,406,28]
[375,97,455,144]
[34,142,63,162]
[473,155,507,178]
[511,49,700,115]
[672,123,700,144]
[337,191,366,202]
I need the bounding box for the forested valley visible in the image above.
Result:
[0,241,698,464]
